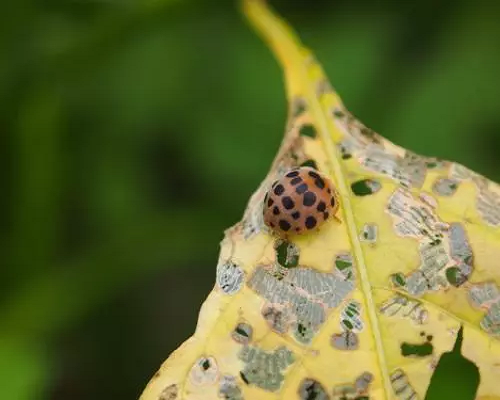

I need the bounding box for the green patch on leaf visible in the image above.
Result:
[391,273,406,288]
[445,266,469,287]
[401,341,433,357]
[342,319,354,330]
[275,240,299,269]
[299,124,317,138]
[300,159,318,169]
[351,179,381,196]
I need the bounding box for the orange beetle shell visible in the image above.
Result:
[263,167,339,236]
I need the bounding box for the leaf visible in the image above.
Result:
[140,1,500,399]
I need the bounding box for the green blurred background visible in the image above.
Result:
[2,0,500,398]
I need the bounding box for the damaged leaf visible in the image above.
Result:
[141,1,500,399]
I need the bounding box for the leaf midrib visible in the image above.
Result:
[243,1,393,398]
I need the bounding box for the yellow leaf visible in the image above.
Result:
[140,1,500,399]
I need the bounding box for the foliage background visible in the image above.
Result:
[1,0,500,398]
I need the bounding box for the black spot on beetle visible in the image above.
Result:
[305,216,317,229]
[286,170,299,178]
[316,201,326,212]
[273,206,280,215]
[282,196,295,210]
[309,171,325,189]
[279,220,291,231]
[291,211,300,220]
[290,176,302,185]
[308,171,320,179]
[267,198,274,207]
[303,191,317,207]
[296,183,308,194]
[308,171,326,189]
[314,178,325,189]
[323,211,329,220]
[330,197,336,207]
[274,184,285,196]
[202,359,210,370]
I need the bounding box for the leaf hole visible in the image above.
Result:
[425,326,479,400]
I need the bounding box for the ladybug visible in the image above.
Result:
[263,167,339,236]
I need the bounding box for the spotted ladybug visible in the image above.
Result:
[263,167,339,236]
